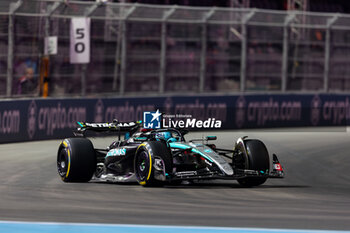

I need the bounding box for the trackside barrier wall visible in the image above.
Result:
[0,94,349,143]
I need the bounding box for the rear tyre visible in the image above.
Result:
[237,139,269,187]
[134,142,172,187]
[57,138,96,182]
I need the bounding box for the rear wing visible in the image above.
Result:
[74,120,142,137]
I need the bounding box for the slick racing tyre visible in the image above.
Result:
[134,141,172,187]
[237,139,270,187]
[57,138,96,182]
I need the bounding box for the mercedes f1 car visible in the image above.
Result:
[57,120,284,187]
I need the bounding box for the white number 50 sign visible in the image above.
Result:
[70,17,91,64]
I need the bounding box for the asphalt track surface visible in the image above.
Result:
[0,128,350,231]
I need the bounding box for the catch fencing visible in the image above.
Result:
[1,0,350,97]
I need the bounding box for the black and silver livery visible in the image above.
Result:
[57,120,284,187]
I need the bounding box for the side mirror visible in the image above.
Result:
[206,136,217,141]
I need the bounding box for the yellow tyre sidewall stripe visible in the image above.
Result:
[136,143,153,184]
[61,140,71,179]
[146,150,152,181]
[66,148,71,178]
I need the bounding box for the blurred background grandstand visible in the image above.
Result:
[1,0,350,97]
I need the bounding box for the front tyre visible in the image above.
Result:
[134,142,172,187]
[57,138,96,182]
[237,139,269,187]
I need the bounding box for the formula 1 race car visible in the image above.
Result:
[57,120,284,187]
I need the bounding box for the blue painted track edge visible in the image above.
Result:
[0,221,349,233]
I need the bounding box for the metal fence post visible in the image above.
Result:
[120,6,136,95]
[199,8,215,93]
[324,15,339,92]
[6,0,22,97]
[281,13,295,92]
[45,2,61,44]
[112,16,123,91]
[240,10,255,92]
[80,2,100,96]
[159,6,176,94]
[40,2,61,97]
[119,21,127,95]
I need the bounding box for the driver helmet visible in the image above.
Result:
[155,131,177,142]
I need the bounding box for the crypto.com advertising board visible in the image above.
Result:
[0,94,349,143]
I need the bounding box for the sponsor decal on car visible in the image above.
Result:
[106,148,126,157]
[86,123,115,128]
[84,122,137,128]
